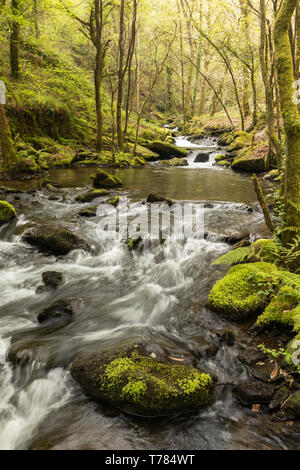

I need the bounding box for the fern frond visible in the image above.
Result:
[212,247,253,266]
[292,305,300,332]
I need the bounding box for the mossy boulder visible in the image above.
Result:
[255,286,300,330]
[215,160,232,167]
[70,341,213,417]
[128,144,160,161]
[227,131,252,152]
[75,189,109,203]
[146,192,174,206]
[92,170,122,189]
[208,262,279,320]
[22,225,90,256]
[215,154,228,162]
[0,201,16,226]
[108,196,120,207]
[162,158,188,167]
[148,141,188,160]
[232,153,265,173]
[79,207,98,218]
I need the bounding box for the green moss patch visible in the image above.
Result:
[208,262,279,320]
[71,341,213,416]
[256,285,300,330]
[0,201,17,226]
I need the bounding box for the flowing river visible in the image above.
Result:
[0,136,298,450]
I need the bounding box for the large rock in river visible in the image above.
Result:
[92,170,122,189]
[71,340,213,417]
[208,262,279,320]
[194,152,210,163]
[232,154,265,173]
[0,201,16,226]
[22,225,90,256]
[148,141,188,160]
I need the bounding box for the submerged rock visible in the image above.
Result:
[149,141,188,160]
[75,189,109,203]
[0,201,16,226]
[37,299,74,327]
[22,225,90,256]
[92,170,122,189]
[194,152,210,163]
[208,262,279,320]
[79,206,98,217]
[146,192,174,206]
[71,340,213,417]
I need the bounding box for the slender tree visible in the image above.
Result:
[10,0,21,79]
[274,0,300,246]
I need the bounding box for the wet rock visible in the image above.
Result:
[232,155,265,173]
[0,201,17,226]
[36,271,63,294]
[220,330,235,346]
[148,141,188,160]
[79,206,98,217]
[91,170,122,190]
[234,381,275,406]
[7,344,36,366]
[22,225,90,256]
[71,339,213,417]
[250,357,283,383]
[269,386,290,411]
[128,236,143,252]
[194,152,210,163]
[75,189,109,203]
[42,179,62,192]
[37,299,74,327]
[146,192,174,206]
[162,158,188,167]
[278,391,300,419]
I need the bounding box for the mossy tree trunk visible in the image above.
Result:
[10,0,21,80]
[274,0,300,246]
[259,0,282,169]
[0,104,19,173]
[116,0,125,151]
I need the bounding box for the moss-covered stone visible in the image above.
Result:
[22,224,90,256]
[108,196,120,207]
[256,285,300,330]
[70,341,213,417]
[79,207,97,218]
[232,146,265,173]
[148,141,188,160]
[215,160,232,167]
[208,262,279,320]
[162,158,188,167]
[215,154,228,162]
[146,192,174,206]
[227,131,252,152]
[92,170,122,189]
[75,189,109,203]
[0,201,16,226]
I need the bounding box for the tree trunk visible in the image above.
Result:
[33,0,40,40]
[10,0,20,79]
[94,0,103,152]
[0,104,18,173]
[116,0,125,151]
[274,0,300,246]
[259,0,282,169]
